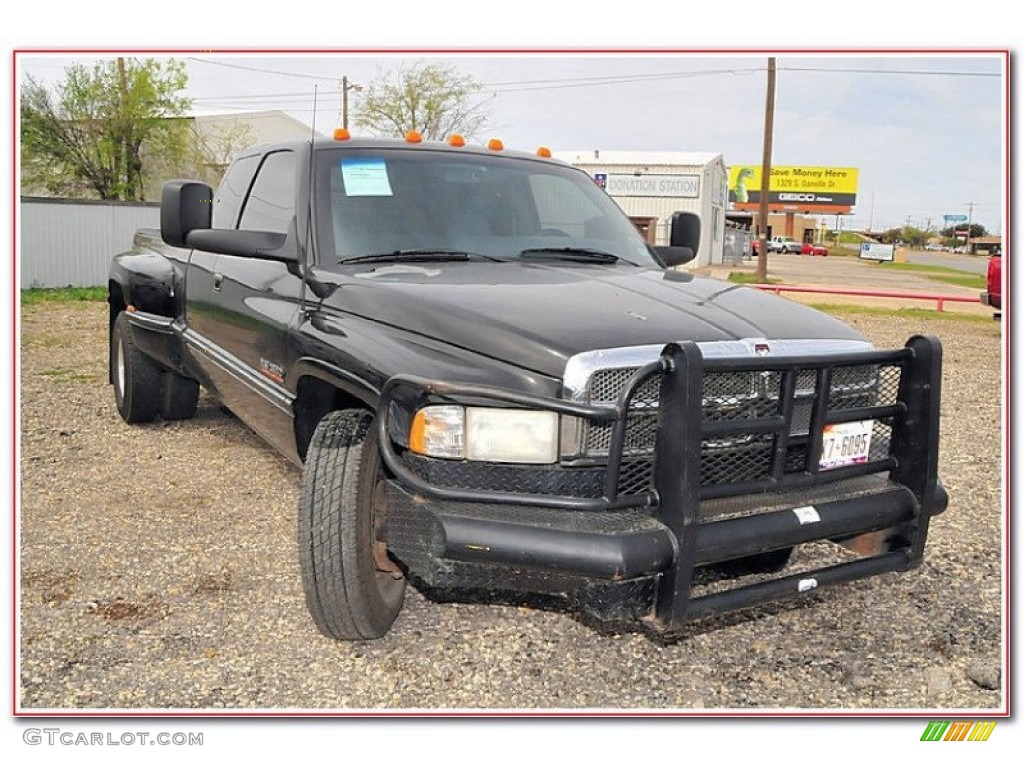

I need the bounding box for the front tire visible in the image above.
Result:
[299,410,406,640]
[111,312,161,423]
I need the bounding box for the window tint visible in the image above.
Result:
[529,174,604,238]
[238,151,296,234]
[317,149,656,265]
[212,154,259,229]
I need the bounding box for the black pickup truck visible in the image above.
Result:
[109,136,947,641]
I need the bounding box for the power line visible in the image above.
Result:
[780,66,999,78]
[192,91,342,103]
[187,56,1000,86]
[187,57,342,81]
[485,69,759,93]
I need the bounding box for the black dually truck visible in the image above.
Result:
[109,135,947,640]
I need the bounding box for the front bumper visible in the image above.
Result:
[981,291,1001,310]
[377,336,946,629]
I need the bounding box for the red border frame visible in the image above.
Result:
[10,47,1012,719]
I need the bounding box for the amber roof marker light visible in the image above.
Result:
[405,131,423,144]
[536,146,552,158]
[448,134,466,147]
[487,138,504,151]
[333,128,351,141]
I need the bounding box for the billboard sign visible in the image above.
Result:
[728,166,858,212]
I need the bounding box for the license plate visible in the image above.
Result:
[819,420,874,470]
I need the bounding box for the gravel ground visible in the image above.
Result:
[18,300,1004,711]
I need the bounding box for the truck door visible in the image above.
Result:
[185,150,304,458]
[185,153,259,345]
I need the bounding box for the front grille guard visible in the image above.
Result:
[376,335,944,627]
[377,335,942,523]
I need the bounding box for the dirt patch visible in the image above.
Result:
[18,300,1004,712]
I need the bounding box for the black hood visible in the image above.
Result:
[323,261,865,377]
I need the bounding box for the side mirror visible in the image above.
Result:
[652,245,696,267]
[161,180,212,248]
[186,229,292,261]
[161,179,297,262]
[669,211,701,255]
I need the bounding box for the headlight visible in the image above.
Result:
[409,405,559,464]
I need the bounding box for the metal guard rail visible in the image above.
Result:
[749,283,981,312]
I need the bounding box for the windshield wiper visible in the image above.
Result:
[516,247,628,265]
[340,249,497,265]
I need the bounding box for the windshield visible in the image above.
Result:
[314,148,659,266]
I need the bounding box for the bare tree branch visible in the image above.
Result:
[354,62,489,141]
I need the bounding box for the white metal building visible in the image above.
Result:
[554,150,728,267]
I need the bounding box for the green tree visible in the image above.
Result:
[940,223,987,239]
[355,62,489,141]
[880,225,930,246]
[21,58,191,201]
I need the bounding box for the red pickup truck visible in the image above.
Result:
[981,252,1002,313]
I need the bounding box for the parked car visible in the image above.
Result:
[801,242,829,257]
[768,236,802,254]
[981,252,1002,313]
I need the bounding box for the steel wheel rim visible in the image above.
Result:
[116,336,126,398]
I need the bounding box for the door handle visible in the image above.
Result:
[213,273,224,291]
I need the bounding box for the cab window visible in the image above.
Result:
[238,151,297,234]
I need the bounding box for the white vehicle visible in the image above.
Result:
[768,236,802,254]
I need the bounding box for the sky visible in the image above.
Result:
[16,51,1005,235]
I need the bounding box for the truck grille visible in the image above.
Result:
[582,362,899,498]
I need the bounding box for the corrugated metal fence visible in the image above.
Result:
[20,197,160,289]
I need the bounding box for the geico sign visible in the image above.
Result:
[778,193,819,202]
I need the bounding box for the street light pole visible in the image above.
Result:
[756,57,776,283]
[965,201,977,255]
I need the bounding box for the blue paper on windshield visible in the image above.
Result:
[341,158,393,196]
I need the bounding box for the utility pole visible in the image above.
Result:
[342,76,363,130]
[116,57,130,199]
[756,57,776,283]
[965,201,977,255]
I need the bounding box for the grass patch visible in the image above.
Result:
[22,332,74,349]
[728,272,780,285]
[871,261,986,290]
[21,286,107,307]
[808,303,995,323]
[926,274,986,290]
[829,245,862,258]
[39,366,96,383]
[876,261,977,276]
